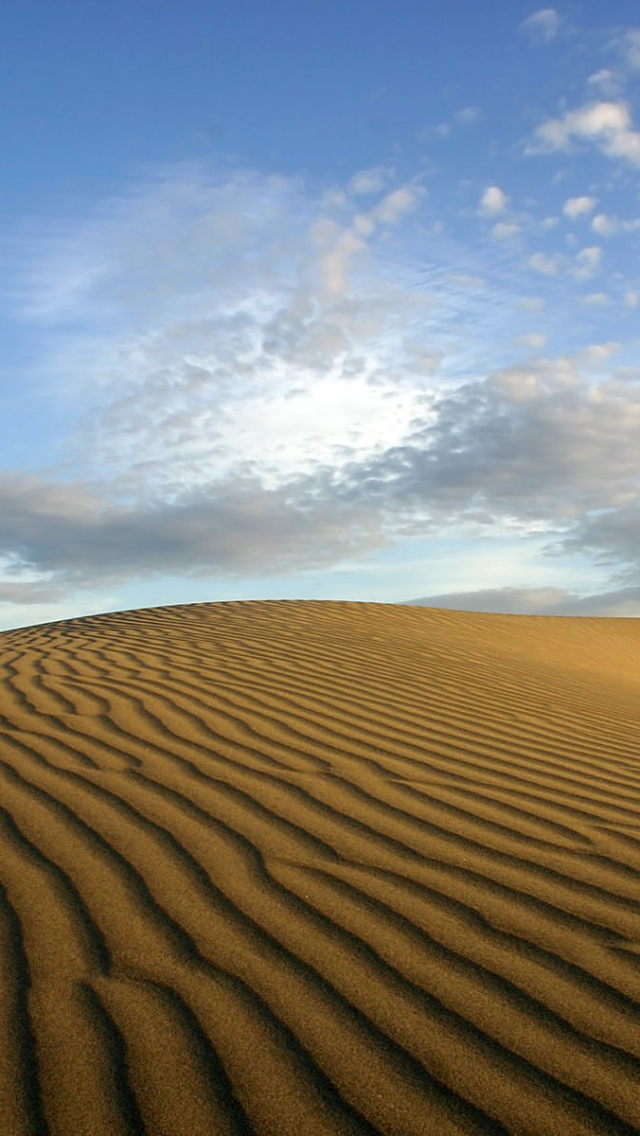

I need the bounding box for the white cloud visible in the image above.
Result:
[479,185,508,215]
[579,342,620,363]
[520,8,560,43]
[587,69,623,97]
[625,290,639,307]
[347,167,391,196]
[514,332,548,348]
[373,185,423,225]
[517,296,546,311]
[406,585,640,617]
[528,101,640,165]
[7,159,640,610]
[491,222,520,240]
[584,292,612,305]
[573,246,602,279]
[562,195,597,218]
[591,213,619,236]
[528,252,562,275]
[456,106,481,125]
[446,273,486,290]
[611,28,640,73]
[313,223,369,299]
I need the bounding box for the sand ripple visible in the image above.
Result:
[1,600,640,1134]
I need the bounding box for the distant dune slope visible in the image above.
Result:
[1,600,640,1136]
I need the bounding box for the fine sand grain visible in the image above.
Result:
[0,599,639,1135]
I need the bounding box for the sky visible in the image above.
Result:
[2,1,640,629]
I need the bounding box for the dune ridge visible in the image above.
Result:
[0,599,640,1135]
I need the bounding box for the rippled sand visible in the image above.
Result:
[1,599,640,1135]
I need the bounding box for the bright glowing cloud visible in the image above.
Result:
[478,185,508,215]
[563,196,597,218]
[528,101,640,164]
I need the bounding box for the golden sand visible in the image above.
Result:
[0,599,639,1135]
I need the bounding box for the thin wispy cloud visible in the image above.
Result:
[520,9,560,44]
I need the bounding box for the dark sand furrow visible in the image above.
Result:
[393,776,603,845]
[396,763,640,832]
[121,718,640,943]
[0,811,139,1135]
[91,977,255,1136]
[117,669,640,816]
[0,803,110,978]
[92,665,640,819]
[26,663,632,876]
[120,764,640,1054]
[0,761,206,971]
[94,768,640,1132]
[0,882,48,1136]
[102,656,640,791]
[167,619,639,730]
[271,861,640,1127]
[315,858,640,1055]
[0,715,141,772]
[122,756,640,981]
[183,658,640,771]
[79,770,640,1135]
[122,736,640,937]
[26,631,640,817]
[0,753,507,1134]
[5,695,640,972]
[374,777,640,887]
[331,858,640,1001]
[70,982,148,1136]
[8,683,639,848]
[0,759,394,1133]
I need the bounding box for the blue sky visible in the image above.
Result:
[2,1,640,628]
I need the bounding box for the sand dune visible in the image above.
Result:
[0,600,640,1135]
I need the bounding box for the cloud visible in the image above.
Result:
[528,252,562,275]
[560,504,640,587]
[527,101,640,165]
[404,584,640,616]
[4,346,640,604]
[456,106,481,125]
[587,69,623,97]
[478,185,508,215]
[610,28,640,73]
[573,245,602,279]
[6,161,640,610]
[514,333,547,348]
[372,185,423,225]
[578,341,619,363]
[0,471,387,590]
[584,292,612,305]
[446,273,486,290]
[331,355,640,553]
[313,222,369,299]
[520,8,560,44]
[491,222,520,240]
[591,213,619,236]
[517,296,546,311]
[347,167,391,196]
[563,196,597,218]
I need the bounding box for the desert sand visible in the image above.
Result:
[0,599,639,1135]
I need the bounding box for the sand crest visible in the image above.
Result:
[0,599,639,1135]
